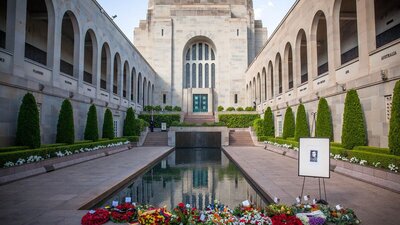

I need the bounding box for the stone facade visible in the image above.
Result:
[134,0,267,114]
[245,0,400,147]
[0,0,157,146]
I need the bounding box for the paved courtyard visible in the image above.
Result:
[223,146,400,225]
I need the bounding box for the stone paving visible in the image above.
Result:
[223,146,400,225]
[0,146,173,225]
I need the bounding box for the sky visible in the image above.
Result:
[96,0,297,43]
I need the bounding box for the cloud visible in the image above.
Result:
[268,1,274,7]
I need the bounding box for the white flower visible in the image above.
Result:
[388,164,398,173]
[359,160,367,166]
[4,161,15,168]
[333,154,341,160]
[372,162,381,168]
[350,157,359,163]
[16,158,26,165]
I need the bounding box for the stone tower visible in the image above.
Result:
[134,0,267,113]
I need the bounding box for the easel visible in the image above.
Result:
[299,176,328,203]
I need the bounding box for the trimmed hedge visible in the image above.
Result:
[0,138,128,166]
[294,104,310,141]
[123,107,136,136]
[264,107,275,137]
[218,114,259,128]
[84,105,99,141]
[102,108,114,139]
[330,142,343,148]
[171,121,226,127]
[123,136,139,142]
[16,93,41,149]
[259,136,299,148]
[218,106,224,112]
[245,107,255,111]
[315,98,333,141]
[138,114,180,128]
[345,150,400,168]
[56,99,75,144]
[0,146,30,153]
[236,107,244,111]
[353,146,391,155]
[282,107,295,139]
[253,118,265,137]
[226,107,235,112]
[389,80,400,155]
[342,90,366,149]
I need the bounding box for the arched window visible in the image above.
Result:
[315,12,329,75]
[113,53,121,95]
[131,68,136,101]
[137,73,142,104]
[339,0,358,64]
[297,30,308,84]
[253,77,256,103]
[100,43,110,90]
[143,77,147,106]
[25,0,48,65]
[184,42,216,89]
[276,54,283,94]
[147,81,151,105]
[268,61,274,98]
[284,43,294,90]
[123,61,129,98]
[83,30,96,84]
[60,11,79,77]
[262,67,267,101]
[257,73,261,103]
[375,0,400,48]
[0,0,7,49]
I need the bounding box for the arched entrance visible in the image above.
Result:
[182,37,216,114]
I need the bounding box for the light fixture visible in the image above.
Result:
[39,83,45,92]
[381,69,388,81]
[69,92,74,98]
[112,15,117,19]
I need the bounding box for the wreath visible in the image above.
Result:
[110,203,137,223]
[81,209,109,225]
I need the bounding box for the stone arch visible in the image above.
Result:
[284,42,294,90]
[374,0,400,48]
[256,72,261,104]
[112,53,121,95]
[268,60,274,98]
[143,77,147,106]
[131,67,136,102]
[137,73,142,104]
[296,29,308,84]
[83,29,98,84]
[262,67,267,102]
[100,43,111,90]
[275,53,283,95]
[60,10,80,77]
[311,10,329,76]
[123,61,129,98]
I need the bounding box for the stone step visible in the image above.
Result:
[229,131,254,146]
[143,132,168,146]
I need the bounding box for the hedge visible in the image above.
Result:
[282,107,295,139]
[84,105,99,141]
[171,121,226,127]
[56,99,75,144]
[218,114,259,128]
[294,104,310,141]
[389,80,400,155]
[315,98,333,141]
[353,146,391,155]
[342,90,367,149]
[0,138,128,166]
[16,93,41,149]
[259,136,299,148]
[345,150,400,168]
[138,114,180,128]
[123,136,139,142]
[264,107,275,137]
[123,107,136,136]
[102,108,114,139]
[218,106,224,112]
[0,146,30,153]
[253,118,265,137]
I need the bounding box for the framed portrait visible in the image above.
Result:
[298,138,330,178]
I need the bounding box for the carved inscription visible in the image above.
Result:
[87,88,92,92]
[113,97,119,101]
[65,80,72,85]
[381,51,397,61]
[33,69,44,75]
[101,93,108,97]
[317,80,326,85]
[300,87,307,92]
[345,70,350,74]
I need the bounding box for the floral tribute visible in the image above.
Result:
[81,209,109,225]
[110,203,137,223]
[81,200,361,225]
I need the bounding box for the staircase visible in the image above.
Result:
[229,131,255,146]
[184,114,215,124]
[143,132,168,146]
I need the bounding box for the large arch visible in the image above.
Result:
[276,53,283,95]
[296,29,308,84]
[143,77,147,106]
[284,43,294,90]
[83,29,97,84]
[131,67,136,102]
[147,80,151,105]
[268,61,274,98]
[113,53,121,95]
[60,11,80,77]
[123,61,129,98]
[137,73,142,104]
[312,11,329,76]
[0,0,7,49]
[375,0,400,48]
[100,43,111,90]
[261,67,267,102]
[256,73,261,104]
[249,81,253,105]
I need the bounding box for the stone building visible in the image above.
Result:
[134,0,267,114]
[245,0,400,147]
[0,0,157,146]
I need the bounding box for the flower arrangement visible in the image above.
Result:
[271,213,303,225]
[81,209,110,225]
[170,203,200,225]
[137,207,172,225]
[201,201,238,225]
[110,203,137,223]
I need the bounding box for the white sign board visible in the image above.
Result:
[161,122,167,131]
[298,138,330,178]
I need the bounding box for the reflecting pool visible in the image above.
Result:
[95,148,267,209]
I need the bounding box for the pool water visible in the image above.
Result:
[95,148,267,209]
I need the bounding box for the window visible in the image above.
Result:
[234,94,238,104]
[163,94,166,104]
[237,29,239,36]
[161,29,164,36]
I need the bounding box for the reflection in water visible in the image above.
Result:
[96,148,267,209]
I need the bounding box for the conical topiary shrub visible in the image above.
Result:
[103,108,114,139]
[282,106,295,139]
[389,81,400,155]
[16,93,41,148]
[315,98,333,141]
[84,104,99,141]
[123,107,136,136]
[341,89,366,149]
[264,107,275,137]
[56,99,75,144]
[294,104,310,141]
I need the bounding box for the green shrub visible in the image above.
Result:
[102,108,114,139]
[282,107,295,139]
[353,146,391,155]
[260,136,299,148]
[264,107,275,137]
[0,146,30,153]
[330,146,347,155]
[143,105,153,112]
[294,104,310,141]
[341,90,367,149]
[123,107,136,136]
[330,142,343,148]
[389,80,400,155]
[84,105,99,141]
[173,106,182,112]
[218,114,259,128]
[315,98,333,141]
[218,106,224,112]
[123,136,139,142]
[0,138,128,166]
[154,105,162,111]
[138,114,180,128]
[138,118,150,131]
[253,118,265,137]
[345,150,400,168]
[16,93,41,149]
[226,107,235,111]
[245,106,255,111]
[56,99,75,144]
[236,107,244,111]
[164,105,173,111]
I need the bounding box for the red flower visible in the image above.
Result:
[271,214,302,225]
[81,209,109,225]
[178,202,185,208]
